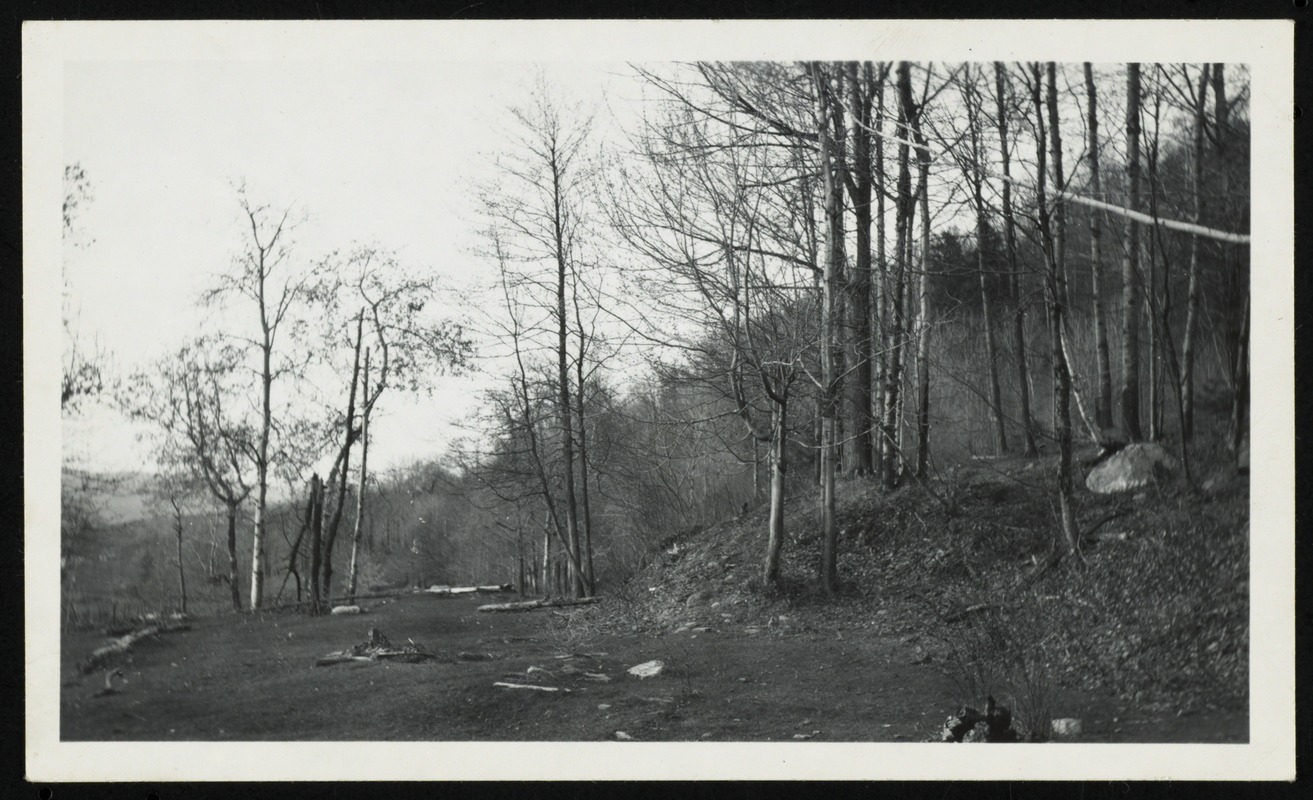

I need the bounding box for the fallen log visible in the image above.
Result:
[478,596,601,613]
[78,622,191,675]
[428,584,515,597]
[493,682,570,693]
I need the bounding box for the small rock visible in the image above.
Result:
[1051,718,1083,738]
[614,731,636,741]
[685,589,714,608]
[330,605,362,616]
[598,704,611,710]
[627,660,665,679]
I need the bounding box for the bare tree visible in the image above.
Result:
[132,342,256,611]
[1121,63,1144,440]
[993,62,1039,457]
[202,186,319,610]
[958,64,1008,454]
[1083,63,1115,431]
[881,61,916,488]
[1027,62,1081,557]
[480,77,596,597]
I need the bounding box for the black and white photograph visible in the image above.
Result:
[25,19,1294,782]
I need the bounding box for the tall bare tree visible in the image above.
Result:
[1121,63,1144,440]
[994,62,1039,457]
[1083,63,1115,431]
[813,61,843,594]
[881,61,916,489]
[1028,63,1081,557]
[844,61,876,475]
[202,187,319,610]
[959,64,1008,454]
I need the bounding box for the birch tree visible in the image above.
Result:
[202,186,319,610]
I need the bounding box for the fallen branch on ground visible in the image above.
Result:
[315,627,435,667]
[493,682,570,693]
[426,584,515,597]
[477,596,601,613]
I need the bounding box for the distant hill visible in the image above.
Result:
[63,468,158,524]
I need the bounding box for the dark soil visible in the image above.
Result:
[60,591,1242,742]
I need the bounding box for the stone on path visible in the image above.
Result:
[627,660,665,679]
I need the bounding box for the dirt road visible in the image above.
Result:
[58,592,1245,742]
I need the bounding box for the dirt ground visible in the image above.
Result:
[59,592,1246,742]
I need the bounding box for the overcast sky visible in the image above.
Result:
[61,59,635,475]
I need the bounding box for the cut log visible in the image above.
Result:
[493,682,570,693]
[478,599,545,613]
[315,653,375,667]
[477,596,601,613]
[78,623,189,674]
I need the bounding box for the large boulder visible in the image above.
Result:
[1085,442,1178,494]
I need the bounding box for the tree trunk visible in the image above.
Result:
[814,61,841,594]
[251,348,270,611]
[994,62,1038,457]
[1121,63,1144,440]
[322,313,365,604]
[845,61,875,475]
[1046,64,1068,305]
[1213,63,1247,457]
[550,150,586,600]
[913,100,932,479]
[309,474,324,614]
[965,66,1007,454]
[872,64,889,471]
[763,397,788,589]
[882,61,914,490]
[1181,64,1210,443]
[174,501,188,616]
[573,286,596,595]
[225,499,241,611]
[347,347,371,603]
[541,519,552,598]
[1032,63,1081,557]
[1230,294,1249,455]
[1084,63,1114,430]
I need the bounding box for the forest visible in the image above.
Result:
[58,59,1252,743]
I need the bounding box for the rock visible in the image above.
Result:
[685,589,714,608]
[330,605,363,616]
[614,731,636,741]
[1085,443,1179,494]
[1051,717,1083,738]
[627,660,665,679]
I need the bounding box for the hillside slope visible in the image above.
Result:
[621,450,1249,718]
